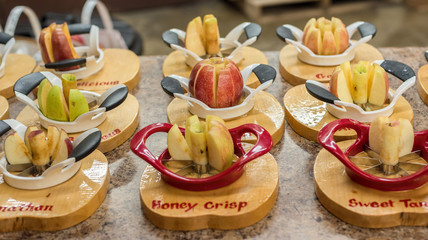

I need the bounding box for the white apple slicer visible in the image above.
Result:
[276,21,376,66]
[37,24,104,79]
[0,119,101,190]
[14,71,128,133]
[0,32,15,78]
[305,60,415,122]
[161,63,276,119]
[162,22,262,67]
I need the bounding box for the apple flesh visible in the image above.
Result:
[368,64,389,106]
[45,85,69,121]
[203,15,220,55]
[185,16,206,56]
[167,124,192,161]
[27,130,50,168]
[68,89,89,121]
[189,57,243,108]
[37,78,52,116]
[369,116,414,168]
[351,63,369,104]
[302,17,349,55]
[206,120,234,171]
[51,129,73,165]
[4,132,32,165]
[329,67,353,103]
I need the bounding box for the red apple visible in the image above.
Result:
[188,57,243,108]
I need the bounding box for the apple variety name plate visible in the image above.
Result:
[0,149,109,232]
[139,145,278,230]
[314,139,428,228]
[283,84,413,141]
[0,96,9,120]
[417,52,428,105]
[278,43,383,86]
[15,93,139,153]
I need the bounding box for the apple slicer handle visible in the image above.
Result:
[252,64,276,85]
[0,32,13,45]
[162,30,181,48]
[305,80,340,104]
[318,119,370,168]
[374,60,415,82]
[0,120,11,137]
[130,123,174,172]
[244,23,262,41]
[68,129,101,162]
[13,72,46,95]
[68,24,92,35]
[161,76,186,96]
[44,58,87,69]
[425,51,428,62]
[98,84,128,111]
[357,22,377,39]
[230,123,273,169]
[276,25,296,42]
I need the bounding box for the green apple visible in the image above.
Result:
[45,85,69,121]
[37,78,52,115]
[68,89,89,121]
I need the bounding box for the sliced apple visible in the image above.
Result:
[27,130,50,167]
[37,78,53,116]
[61,73,77,105]
[206,120,234,171]
[47,126,61,157]
[321,30,336,55]
[4,132,32,165]
[45,85,69,121]
[203,15,220,55]
[380,121,401,166]
[351,63,369,104]
[51,129,73,165]
[69,89,89,121]
[167,124,192,161]
[303,25,322,55]
[186,116,208,168]
[185,17,206,56]
[367,63,389,106]
[397,118,414,157]
[24,125,39,155]
[330,68,353,103]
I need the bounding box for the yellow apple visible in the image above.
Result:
[350,62,369,104]
[367,63,389,106]
[167,124,192,161]
[329,67,353,103]
[206,120,234,171]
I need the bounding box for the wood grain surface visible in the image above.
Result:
[0,96,9,120]
[0,54,36,98]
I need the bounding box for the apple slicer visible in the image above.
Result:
[37,24,104,79]
[318,118,428,191]
[276,21,376,66]
[0,32,15,78]
[305,60,415,123]
[14,71,128,133]
[130,122,272,191]
[0,119,101,190]
[161,63,276,119]
[162,22,262,67]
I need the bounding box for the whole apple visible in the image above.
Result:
[189,57,243,108]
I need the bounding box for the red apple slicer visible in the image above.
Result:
[160,63,276,119]
[130,123,273,191]
[14,71,128,133]
[0,119,101,190]
[0,32,14,78]
[318,118,428,191]
[38,24,104,79]
[276,21,376,66]
[162,22,261,67]
[305,60,415,123]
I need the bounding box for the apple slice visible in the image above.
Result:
[380,121,401,166]
[205,114,225,132]
[368,116,387,154]
[185,17,206,56]
[24,125,39,155]
[45,85,69,121]
[206,120,234,171]
[398,118,414,157]
[330,67,353,103]
[37,78,52,116]
[47,125,61,157]
[303,25,322,55]
[339,61,352,88]
[61,73,77,105]
[69,89,89,121]
[4,132,32,165]
[51,129,73,165]
[185,116,208,172]
[321,30,337,55]
[27,130,50,168]
[367,63,389,106]
[351,63,369,104]
[203,15,220,55]
[167,124,192,161]
[332,17,349,54]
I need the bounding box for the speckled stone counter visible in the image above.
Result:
[2,48,428,239]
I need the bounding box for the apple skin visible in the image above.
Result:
[367,63,389,106]
[39,23,56,64]
[4,132,32,165]
[206,120,234,171]
[329,67,353,103]
[189,57,243,108]
[185,16,206,56]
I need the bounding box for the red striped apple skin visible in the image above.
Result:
[189,57,243,108]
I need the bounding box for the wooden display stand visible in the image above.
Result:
[315,140,428,228]
[162,47,268,89]
[283,84,413,142]
[0,150,109,232]
[0,54,36,98]
[15,94,139,153]
[279,43,383,85]
[417,64,428,105]
[0,96,9,120]
[35,49,141,93]
[140,148,278,230]
[167,91,285,145]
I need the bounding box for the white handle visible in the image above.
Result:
[5,6,41,41]
[81,0,114,31]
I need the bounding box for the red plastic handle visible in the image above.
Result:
[318,118,369,172]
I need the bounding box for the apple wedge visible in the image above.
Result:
[45,85,69,121]
[167,124,192,161]
[203,15,220,55]
[24,125,39,155]
[367,63,389,106]
[69,89,89,121]
[206,120,234,171]
[37,78,52,116]
[47,125,61,157]
[185,17,206,56]
[27,130,50,169]
[330,67,353,103]
[51,129,73,165]
[351,62,369,104]
[4,132,32,165]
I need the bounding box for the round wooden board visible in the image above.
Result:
[0,150,109,232]
[283,84,413,142]
[279,43,384,86]
[35,48,141,93]
[15,94,139,153]
[167,91,285,146]
[0,96,9,120]
[162,47,268,89]
[140,147,278,231]
[315,140,428,228]
[417,64,428,105]
[0,54,36,98]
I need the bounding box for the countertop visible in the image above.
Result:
[3,47,428,239]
